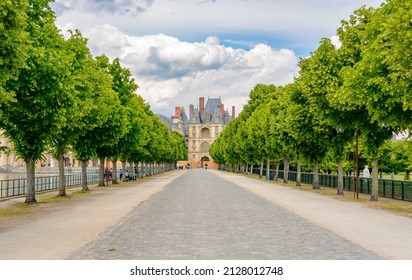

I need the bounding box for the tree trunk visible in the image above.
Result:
[98,157,105,186]
[137,162,140,178]
[112,159,119,184]
[296,153,301,186]
[81,160,89,192]
[312,160,320,189]
[259,158,264,178]
[283,154,290,184]
[121,161,127,181]
[140,162,144,177]
[370,158,379,201]
[57,151,66,196]
[405,171,410,181]
[266,159,271,180]
[337,158,344,195]
[25,157,37,204]
[274,161,279,181]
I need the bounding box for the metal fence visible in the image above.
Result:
[0,173,99,199]
[252,168,412,202]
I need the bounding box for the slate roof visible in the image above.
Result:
[189,97,232,125]
[190,108,202,124]
[157,114,173,132]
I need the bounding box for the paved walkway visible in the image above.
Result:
[0,171,183,259]
[1,169,411,260]
[69,169,382,260]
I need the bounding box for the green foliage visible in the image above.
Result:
[343,0,412,129]
[379,139,412,174]
[0,0,29,107]
[168,131,188,161]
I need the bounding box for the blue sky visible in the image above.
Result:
[51,0,384,117]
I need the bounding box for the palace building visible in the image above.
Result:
[160,97,235,169]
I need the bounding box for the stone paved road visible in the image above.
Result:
[69,169,381,260]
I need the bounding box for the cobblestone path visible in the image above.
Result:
[69,169,382,260]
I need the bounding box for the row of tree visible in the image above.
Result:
[210,0,411,201]
[0,0,187,203]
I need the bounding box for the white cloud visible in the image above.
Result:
[54,0,384,116]
[59,23,299,116]
[330,35,342,49]
[53,0,384,40]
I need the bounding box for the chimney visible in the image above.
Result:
[219,104,225,118]
[175,106,181,118]
[232,106,235,119]
[189,104,194,117]
[199,97,205,116]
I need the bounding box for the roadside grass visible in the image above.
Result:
[0,183,99,218]
[380,173,411,181]
[0,203,39,217]
[244,173,412,219]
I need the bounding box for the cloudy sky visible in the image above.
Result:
[51,0,384,117]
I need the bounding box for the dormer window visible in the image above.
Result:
[215,113,220,123]
[206,113,211,123]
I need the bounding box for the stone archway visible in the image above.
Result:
[201,156,210,168]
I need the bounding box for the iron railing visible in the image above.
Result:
[0,173,99,199]
[252,168,412,202]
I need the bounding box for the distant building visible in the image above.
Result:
[0,130,98,172]
[157,106,189,141]
[158,97,235,169]
[187,97,235,169]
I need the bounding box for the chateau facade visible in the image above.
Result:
[187,97,235,168]
[162,97,235,169]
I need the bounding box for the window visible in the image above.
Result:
[201,142,210,153]
[201,128,210,138]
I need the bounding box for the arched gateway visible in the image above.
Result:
[201,156,210,168]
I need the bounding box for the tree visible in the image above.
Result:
[0,0,75,203]
[168,132,188,162]
[50,30,110,196]
[245,86,284,180]
[335,4,398,200]
[380,139,412,180]
[97,56,138,183]
[71,58,125,191]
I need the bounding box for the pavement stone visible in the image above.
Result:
[68,169,382,260]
